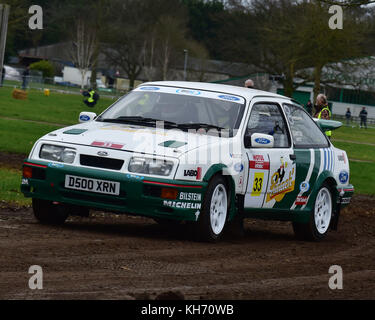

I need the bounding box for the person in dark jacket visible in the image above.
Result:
[81,88,99,107]
[359,107,368,129]
[22,66,30,90]
[345,108,351,126]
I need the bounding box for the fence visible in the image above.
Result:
[0,68,128,100]
[332,114,375,128]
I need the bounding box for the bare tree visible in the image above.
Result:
[69,19,96,88]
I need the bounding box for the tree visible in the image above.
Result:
[297,0,364,102]
[69,19,96,88]
[249,0,308,97]
[29,60,54,77]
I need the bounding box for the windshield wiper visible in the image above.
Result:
[177,123,226,131]
[98,116,178,127]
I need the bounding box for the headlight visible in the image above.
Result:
[39,144,76,164]
[128,157,174,176]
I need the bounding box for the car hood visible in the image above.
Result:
[41,121,222,158]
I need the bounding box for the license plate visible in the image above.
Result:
[65,175,120,195]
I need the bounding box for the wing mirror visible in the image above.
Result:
[79,112,97,123]
[244,132,274,148]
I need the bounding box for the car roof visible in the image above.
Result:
[142,81,291,102]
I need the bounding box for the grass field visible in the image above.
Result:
[332,125,375,144]
[0,168,29,206]
[0,86,114,125]
[0,86,374,205]
[0,118,60,154]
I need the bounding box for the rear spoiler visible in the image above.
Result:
[314,119,342,132]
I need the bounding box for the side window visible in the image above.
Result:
[247,103,290,148]
[283,103,329,148]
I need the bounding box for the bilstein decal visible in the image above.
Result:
[266,157,295,202]
[179,192,202,201]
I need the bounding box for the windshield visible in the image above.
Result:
[97,86,246,136]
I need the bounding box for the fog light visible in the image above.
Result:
[161,188,178,200]
[23,166,33,178]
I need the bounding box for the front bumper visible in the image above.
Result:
[21,160,207,221]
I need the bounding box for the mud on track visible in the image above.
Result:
[0,195,374,300]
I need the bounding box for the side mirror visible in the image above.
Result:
[250,133,274,148]
[79,112,97,123]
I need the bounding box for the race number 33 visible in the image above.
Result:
[251,172,264,196]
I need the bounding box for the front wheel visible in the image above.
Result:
[195,176,229,242]
[293,184,333,241]
[32,198,69,225]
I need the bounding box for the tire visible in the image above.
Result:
[32,198,69,225]
[195,175,229,242]
[293,183,333,241]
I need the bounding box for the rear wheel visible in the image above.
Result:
[32,198,69,225]
[293,184,333,241]
[195,175,228,242]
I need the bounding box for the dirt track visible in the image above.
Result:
[0,194,374,300]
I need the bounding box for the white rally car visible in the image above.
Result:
[21,81,353,241]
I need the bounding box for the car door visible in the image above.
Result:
[281,103,331,210]
[244,99,295,210]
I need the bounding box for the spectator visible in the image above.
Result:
[359,107,368,129]
[314,93,332,139]
[306,100,313,115]
[22,66,30,90]
[345,108,351,126]
[81,88,99,108]
[244,79,254,88]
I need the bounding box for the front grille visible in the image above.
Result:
[80,154,124,170]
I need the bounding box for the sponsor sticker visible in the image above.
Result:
[338,153,346,164]
[126,174,144,180]
[255,137,271,145]
[266,158,295,202]
[218,94,241,102]
[176,89,201,95]
[295,196,308,206]
[234,162,244,173]
[91,141,124,149]
[339,170,349,184]
[251,172,264,197]
[139,86,160,91]
[341,197,351,204]
[249,154,270,170]
[183,167,202,180]
[79,114,91,122]
[299,181,310,193]
[163,200,201,210]
[179,192,202,201]
[48,162,64,168]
